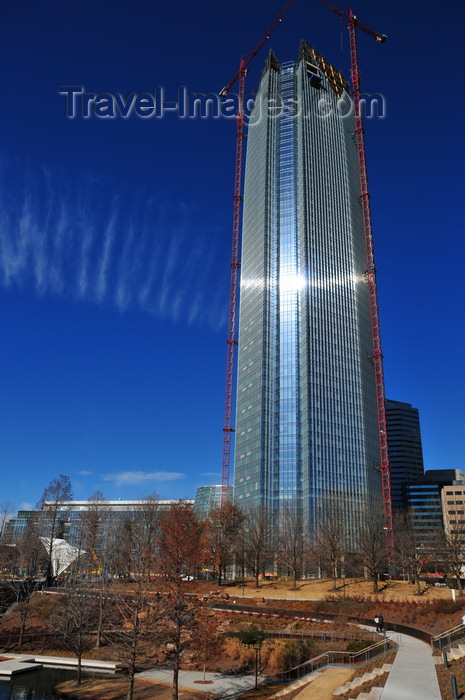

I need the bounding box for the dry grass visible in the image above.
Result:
[436,655,465,700]
[219,577,457,603]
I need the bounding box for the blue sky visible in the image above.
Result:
[0,0,464,511]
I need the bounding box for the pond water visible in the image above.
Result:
[0,667,102,699]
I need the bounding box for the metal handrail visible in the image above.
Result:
[431,623,465,651]
[280,638,395,681]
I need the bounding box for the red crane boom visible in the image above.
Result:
[220,1,294,505]
[316,0,393,560]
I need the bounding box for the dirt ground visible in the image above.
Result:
[56,672,355,700]
[219,577,455,603]
[56,677,208,699]
[291,667,355,699]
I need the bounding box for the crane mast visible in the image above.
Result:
[220,1,294,505]
[317,0,393,559]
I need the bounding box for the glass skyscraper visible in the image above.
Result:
[233,41,382,538]
[385,398,424,510]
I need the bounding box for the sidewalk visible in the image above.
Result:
[380,631,441,700]
[137,667,267,698]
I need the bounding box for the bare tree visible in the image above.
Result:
[277,502,306,588]
[160,501,204,700]
[356,511,387,593]
[0,501,15,541]
[394,510,425,594]
[111,498,164,700]
[242,506,273,588]
[312,498,347,590]
[16,518,47,649]
[37,475,73,582]
[77,491,112,649]
[189,596,223,682]
[205,502,245,585]
[440,523,465,595]
[52,572,98,684]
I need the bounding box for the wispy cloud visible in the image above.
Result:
[0,158,228,328]
[103,470,185,486]
[78,470,92,476]
[20,502,34,511]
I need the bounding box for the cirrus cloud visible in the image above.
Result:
[102,470,185,486]
[0,157,228,330]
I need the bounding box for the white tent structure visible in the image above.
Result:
[40,537,83,576]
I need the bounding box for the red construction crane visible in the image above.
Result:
[316,0,393,560]
[220,0,294,505]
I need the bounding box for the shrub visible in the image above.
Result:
[445,577,459,590]
[433,599,463,616]
[266,640,313,672]
[226,623,265,646]
[346,640,370,652]
[223,637,256,667]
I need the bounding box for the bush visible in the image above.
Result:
[226,623,265,646]
[445,577,459,590]
[433,599,463,616]
[222,637,256,668]
[273,640,313,670]
[346,640,370,652]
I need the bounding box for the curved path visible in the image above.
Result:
[210,601,443,699]
[136,667,266,698]
[380,631,441,700]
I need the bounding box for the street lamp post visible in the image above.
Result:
[254,646,259,690]
[254,645,261,690]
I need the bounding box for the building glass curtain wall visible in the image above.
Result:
[385,399,424,510]
[233,41,382,540]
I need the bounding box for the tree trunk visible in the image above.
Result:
[95,592,104,648]
[18,615,26,651]
[126,672,135,700]
[331,566,337,590]
[77,650,82,685]
[126,595,139,700]
[172,660,179,700]
[172,645,179,699]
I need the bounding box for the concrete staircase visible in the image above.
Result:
[332,663,392,697]
[447,643,465,662]
[342,690,384,700]
[270,663,392,699]
[270,670,322,697]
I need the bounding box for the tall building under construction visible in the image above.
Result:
[233,41,382,536]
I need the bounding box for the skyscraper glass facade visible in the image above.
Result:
[385,398,424,510]
[233,42,382,539]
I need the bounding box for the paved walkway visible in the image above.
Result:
[380,631,441,700]
[137,667,267,698]
[137,630,442,700]
[2,629,442,699]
